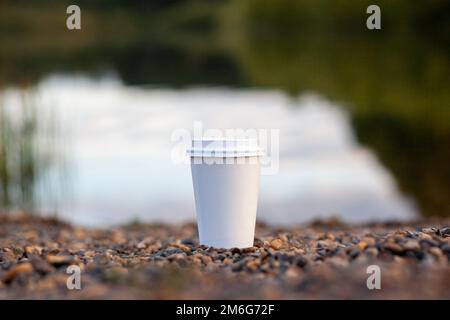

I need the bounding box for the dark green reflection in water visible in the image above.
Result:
[0,0,448,217]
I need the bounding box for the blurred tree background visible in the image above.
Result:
[0,0,449,217]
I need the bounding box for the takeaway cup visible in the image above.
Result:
[188,138,264,248]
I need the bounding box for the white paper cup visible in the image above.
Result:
[188,138,264,248]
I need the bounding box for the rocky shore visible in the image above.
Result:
[1,214,449,299]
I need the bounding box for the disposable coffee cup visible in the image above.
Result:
[187,138,264,248]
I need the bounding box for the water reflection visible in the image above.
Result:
[0,75,417,226]
[1,0,448,223]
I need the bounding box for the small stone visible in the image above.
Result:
[362,237,376,246]
[231,261,244,272]
[403,240,420,252]
[316,248,327,257]
[270,239,283,250]
[411,251,425,260]
[104,267,129,281]
[325,233,336,241]
[270,259,280,269]
[181,239,195,246]
[178,245,191,252]
[253,239,264,248]
[357,241,368,251]
[366,247,378,256]
[348,248,360,259]
[441,244,450,254]
[0,249,16,267]
[406,230,419,238]
[24,245,43,255]
[420,239,440,248]
[284,267,301,279]
[294,256,308,268]
[2,262,33,283]
[165,248,184,256]
[29,255,55,275]
[384,242,403,254]
[317,240,337,251]
[230,248,241,255]
[421,227,437,234]
[439,227,450,237]
[200,255,213,265]
[94,253,112,265]
[245,260,260,272]
[418,233,433,241]
[215,253,226,261]
[84,251,96,258]
[242,247,257,253]
[168,253,186,260]
[136,241,147,249]
[429,247,443,258]
[170,243,191,252]
[47,255,75,266]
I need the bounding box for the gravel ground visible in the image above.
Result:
[1,214,450,299]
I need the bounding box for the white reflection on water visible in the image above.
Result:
[4,75,418,226]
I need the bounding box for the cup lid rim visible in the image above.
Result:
[191,138,258,142]
[187,138,264,157]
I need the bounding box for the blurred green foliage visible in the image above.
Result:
[0,93,55,212]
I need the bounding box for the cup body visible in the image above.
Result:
[188,139,263,248]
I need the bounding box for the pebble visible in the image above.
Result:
[294,255,308,268]
[230,247,241,255]
[429,247,443,258]
[242,247,257,253]
[0,249,16,268]
[439,227,450,237]
[200,255,213,265]
[46,255,75,266]
[24,245,43,255]
[420,239,440,248]
[421,227,437,234]
[316,248,327,257]
[357,241,368,251]
[84,250,96,258]
[366,247,378,257]
[104,267,129,281]
[384,242,403,254]
[317,240,337,251]
[2,262,33,283]
[348,248,360,259]
[284,267,301,279]
[181,239,195,246]
[136,241,147,249]
[403,240,420,252]
[253,239,264,248]
[245,260,260,272]
[29,255,55,275]
[441,244,450,254]
[418,233,433,241]
[270,239,283,250]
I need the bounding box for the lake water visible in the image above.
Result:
[1,74,418,226]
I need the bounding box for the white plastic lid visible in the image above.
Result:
[187,138,264,157]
